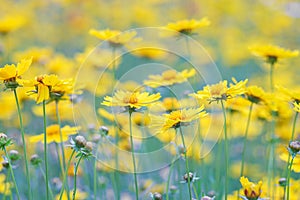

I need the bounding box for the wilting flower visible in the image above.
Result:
[240,176,263,200]
[249,44,298,65]
[152,106,207,132]
[191,78,248,103]
[89,29,138,47]
[29,124,80,144]
[165,18,210,35]
[144,69,196,88]
[101,90,161,110]
[0,58,32,89]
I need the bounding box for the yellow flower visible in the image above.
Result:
[293,102,300,113]
[191,78,248,103]
[55,190,87,200]
[152,106,207,132]
[280,152,300,173]
[23,74,61,103]
[101,90,161,110]
[249,44,299,65]
[0,15,26,34]
[165,18,210,35]
[276,85,300,103]
[0,58,32,88]
[29,124,80,144]
[143,69,196,88]
[89,29,137,47]
[240,176,263,199]
[245,86,267,104]
[0,174,11,195]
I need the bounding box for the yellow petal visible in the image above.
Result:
[37,84,49,104]
[0,65,17,80]
[16,57,32,76]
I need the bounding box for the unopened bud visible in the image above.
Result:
[75,135,87,148]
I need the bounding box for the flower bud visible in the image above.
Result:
[0,133,7,140]
[278,177,287,187]
[2,160,9,169]
[152,192,162,200]
[289,140,300,154]
[201,196,213,200]
[9,150,20,161]
[85,141,93,152]
[30,154,42,166]
[183,172,194,183]
[99,126,109,136]
[74,135,87,148]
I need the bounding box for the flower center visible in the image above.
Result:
[162,70,177,80]
[124,93,138,104]
[210,83,226,97]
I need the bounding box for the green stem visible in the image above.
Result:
[55,101,67,170]
[72,154,84,200]
[220,100,228,200]
[13,89,32,199]
[179,126,192,200]
[192,184,199,200]
[4,148,20,200]
[39,164,54,199]
[59,150,76,200]
[238,102,253,200]
[166,157,176,200]
[55,101,70,200]
[286,156,295,200]
[284,112,299,197]
[129,111,139,200]
[42,100,49,200]
[270,63,274,92]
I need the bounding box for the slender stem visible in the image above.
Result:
[270,63,274,92]
[94,143,100,199]
[286,156,295,200]
[166,157,176,200]
[59,150,76,200]
[240,102,253,176]
[4,148,20,200]
[55,101,70,200]
[39,164,54,199]
[220,100,229,200]
[192,184,199,200]
[129,111,139,200]
[55,101,67,170]
[42,100,49,200]
[179,126,192,200]
[284,112,299,197]
[72,154,84,200]
[237,102,253,200]
[13,89,32,199]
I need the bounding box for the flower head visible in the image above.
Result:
[249,44,298,65]
[191,78,248,103]
[245,86,267,104]
[165,18,210,36]
[240,176,263,200]
[101,90,161,111]
[144,69,196,88]
[152,106,207,132]
[29,124,80,144]
[0,58,32,89]
[89,29,137,47]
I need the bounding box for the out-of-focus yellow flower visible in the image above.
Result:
[29,124,80,144]
[152,106,207,132]
[0,174,11,195]
[245,86,267,104]
[249,44,298,65]
[280,152,300,173]
[144,69,196,88]
[131,47,166,60]
[55,190,87,200]
[191,78,248,103]
[13,47,53,64]
[132,112,151,126]
[165,18,210,35]
[89,29,138,47]
[293,102,300,113]
[0,58,32,88]
[276,85,300,103]
[240,176,263,199]
[0,15,26,34]
[101,90,161,110]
